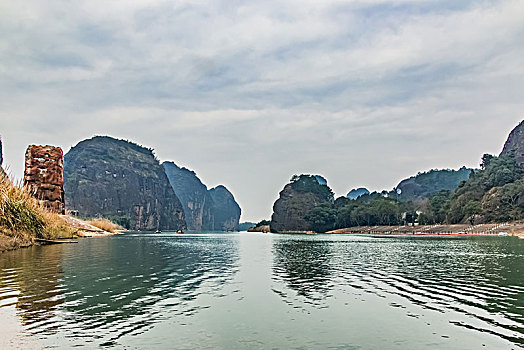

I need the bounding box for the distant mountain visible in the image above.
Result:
[270,174,334,233]
[64,136,186,231]
[163,162,214,231]
[395,167,473,200]
[346,187,370,200]
[163,162,241,231]
[208,185,241,231]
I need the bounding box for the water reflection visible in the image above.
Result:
[272,238,333,305]
[0,233,240,347]
[272,235,524,346]
[1,234,523,349]
[0,245,65,331]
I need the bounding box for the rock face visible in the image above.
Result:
[346,187,370,199]
[395,167,472,200]
[270,175,334,233]
[501,120,524,168]
[208,185,241,231]
[24,145,65,214]
[163,162,214,231]
[64,136,186,231]
[0,138,5,177]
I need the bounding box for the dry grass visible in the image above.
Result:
[0,175,75,240]
[88,218,123,233]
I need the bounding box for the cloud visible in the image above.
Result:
[0,0,523,220]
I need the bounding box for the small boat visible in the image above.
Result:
[155,229,161,234]
[498,232,508,236]
[176,230,184,234]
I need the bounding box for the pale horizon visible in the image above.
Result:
[1,0,523,222]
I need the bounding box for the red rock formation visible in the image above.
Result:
[24,145,65,214]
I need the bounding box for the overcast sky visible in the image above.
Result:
[1,0,523,222]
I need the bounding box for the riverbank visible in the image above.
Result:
[328,222,524,237]
[0,216,122,253]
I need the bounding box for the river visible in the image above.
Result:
[0,233,522,349]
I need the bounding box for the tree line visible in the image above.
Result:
[303,153,524,232]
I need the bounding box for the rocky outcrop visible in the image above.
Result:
[0,137,5,178]
[163,162,214,231]
[24,145,65,214]
[501,120,524,168]
[208,185,241,231]
[270,175,334,233]
[395,167,472,200]
[346,187,369,199]
[64,136,186,231]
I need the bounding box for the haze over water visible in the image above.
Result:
[0,233,522,349]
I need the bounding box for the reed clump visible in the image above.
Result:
[0,175,75,240]
[88,218,123,233]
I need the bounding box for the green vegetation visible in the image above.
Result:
[438,154,524,224]
[304,204,336,233]
[290,175,334,202]
[301,153,524,232]
[395,167,473,200]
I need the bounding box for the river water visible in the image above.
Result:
[0,233,522,349]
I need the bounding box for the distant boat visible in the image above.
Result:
[498,232,508,236]
[155,229,161,234]
[176,230,184,234]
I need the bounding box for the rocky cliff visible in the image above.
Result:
[64,136,186,231]
[163,162,214,231]
[208,185,241,231]
[501,120,524,168]
[270,175,334,233]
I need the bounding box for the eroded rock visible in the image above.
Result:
[24,145,65,214]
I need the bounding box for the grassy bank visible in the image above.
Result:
[88,218,123,233]
[0,175,76,252]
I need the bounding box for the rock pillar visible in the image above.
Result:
[24,145,65,214]
[0,137,5,178]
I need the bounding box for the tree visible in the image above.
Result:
[305,204,337,233]
[481,154,494,170]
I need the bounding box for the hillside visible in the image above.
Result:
[64,136,186,231]
[395,167,473,200]
[270,175,334,233]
